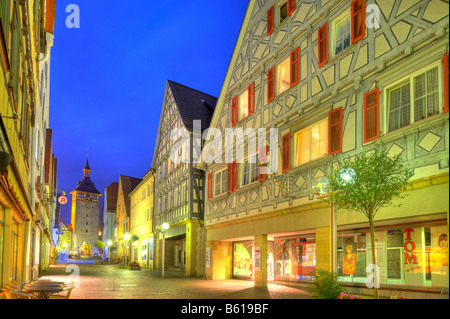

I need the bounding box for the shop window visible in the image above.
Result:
[386,64,441,133]
[233,241,254,277]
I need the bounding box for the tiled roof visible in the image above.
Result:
[105,182,119,211]
[168,80,218,131]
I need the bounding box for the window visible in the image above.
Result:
[241,154,259,187]
[332,12,351,56]
[443,52,449,114]
[278,57,290,95]
[258,146,268,182]
[214,169,228,196]
[280,2,288,23]
[294,119,328,166]
[386,64,442,133]
[233,82,255,125]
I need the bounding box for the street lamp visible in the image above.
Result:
[161,222,170,278]
[124,233,130,267]
[107,241,112,264]
[313,170,355,274]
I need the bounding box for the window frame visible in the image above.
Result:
[294,118,329,167]
[383,61,443,134]
[214,168,228,197]
[331,10,351,58]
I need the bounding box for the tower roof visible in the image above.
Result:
[84,156,91,171]
[72,156,101,195]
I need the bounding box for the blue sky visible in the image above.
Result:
[50,1,249,225]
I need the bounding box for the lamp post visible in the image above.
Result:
[124,233,130,267]
[313,169,355,274]
[161,222,170,278]
[107,241,112,264]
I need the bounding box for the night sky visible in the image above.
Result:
[49,1,249,225]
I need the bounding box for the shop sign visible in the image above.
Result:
[254,247,261,271]
[58,196,68,204]
[404,228,418,265]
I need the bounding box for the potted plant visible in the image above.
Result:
[129,261,141,270]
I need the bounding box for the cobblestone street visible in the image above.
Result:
[40,261,312,300]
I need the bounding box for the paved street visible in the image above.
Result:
[40,260,312,300]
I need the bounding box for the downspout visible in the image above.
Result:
[38,32,54,66]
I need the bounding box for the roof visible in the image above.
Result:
[119,175,142,216]
[167,80,218,131]
[105,182,119,211]
[84,157,91,171]
[73,175,102,194]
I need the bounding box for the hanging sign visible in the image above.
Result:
[58,196,68,205]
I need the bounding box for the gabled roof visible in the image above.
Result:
[119,175,142,217]
[196,0,256,168]
[151,81,218,168]
[167,80,218,131]
[105,182,119,211]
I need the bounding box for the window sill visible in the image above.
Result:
[375,112,448,145]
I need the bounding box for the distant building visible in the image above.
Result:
[102,181,118,259]
[129,168,156,268]
[70,156,102,256]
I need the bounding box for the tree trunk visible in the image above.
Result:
[369,217,379,299]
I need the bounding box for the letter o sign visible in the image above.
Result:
[404,241,415,252]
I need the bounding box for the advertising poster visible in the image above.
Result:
[343,243,357,275]
[233,242,253,276]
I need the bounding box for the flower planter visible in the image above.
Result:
[129,265,141,270]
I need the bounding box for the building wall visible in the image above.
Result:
[130,172,155,268]
[204,0,449,294]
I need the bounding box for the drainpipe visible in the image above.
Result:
[39,32,54,66]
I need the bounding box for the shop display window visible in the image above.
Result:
[273,235,316,280]
[337,225,448,287]
[233,241,254,277]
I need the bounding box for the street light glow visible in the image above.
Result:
[162,222,170,230]
[124,233,130,240]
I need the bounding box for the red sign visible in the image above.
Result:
[58,196,68,205]
[404,228,418,265]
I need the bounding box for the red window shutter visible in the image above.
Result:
[227,163,232,193]
[233,161,239,191]
[363,88,381,143]
[258,146,268,182]
[248,82,255,115]
[443,52,449,114]
[287,0,296,16]
[290,47,300,87]
[328,107,343,155]
[351,0,365,44]
[207,172,213,200]
[318,23,329,68]
[268,66,275,102]
[231,96,238,127]
[282,133,291,173]
[267,7,274,36]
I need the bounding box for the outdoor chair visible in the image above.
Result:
[1,287,36,299]
[50,282,75,299]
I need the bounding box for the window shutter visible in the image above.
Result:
[258,146,268,182]
[290,47,300,87]
[444,52,449,114]
[227,163,232,193]
[328,107,343,155]
[267,7,274,36]
[287,0,296,16]
[363,88,380,143]
[248,82,255,115]
[231,96,238,127]
[268,66,275,102]
[233,161,239,191]
[351,0,365,44]
[282,133,291,173]
[318,23,329,68]
[207,172,213,200]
